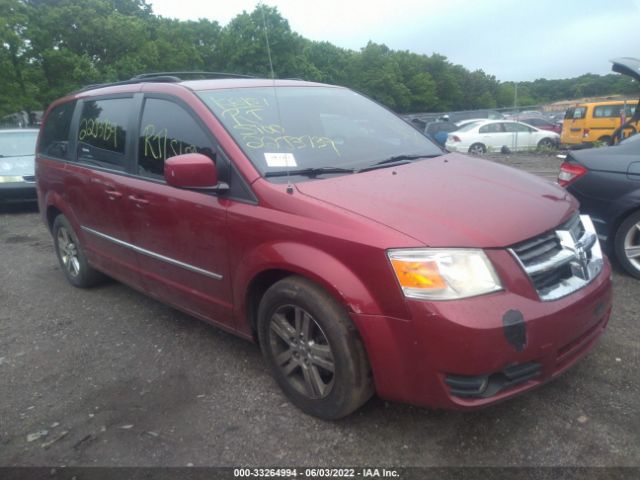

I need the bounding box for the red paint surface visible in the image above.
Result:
[36,80,613,409]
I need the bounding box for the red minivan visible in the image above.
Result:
[36,74,613,419]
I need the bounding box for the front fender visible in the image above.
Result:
[233,241,395,328]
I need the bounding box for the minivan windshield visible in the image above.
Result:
[198,86,442,179]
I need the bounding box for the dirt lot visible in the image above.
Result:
[0,152,638,468]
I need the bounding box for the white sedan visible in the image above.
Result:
[445,120,560,154]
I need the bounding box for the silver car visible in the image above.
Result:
[0,129,39,203]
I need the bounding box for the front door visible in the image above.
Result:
[122,96,234,328]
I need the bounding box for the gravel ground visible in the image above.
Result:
[0,152,638,468]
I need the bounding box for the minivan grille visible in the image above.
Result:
[510,214,602,301]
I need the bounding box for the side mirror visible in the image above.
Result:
[164,153,228,192]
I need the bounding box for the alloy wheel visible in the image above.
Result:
[57,226,80,277]
[268,304,335,399]
[624,220,640,272]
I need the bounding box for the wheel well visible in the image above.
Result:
[610,206,640,252]
[46,205,62,232]
[245,269,294,341]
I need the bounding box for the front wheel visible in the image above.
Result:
[614,210,640,279]
[468,143,486,155]
[257,276,373,419]
[52,215,104,287]
[537,138,556,150]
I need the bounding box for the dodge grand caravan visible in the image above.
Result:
[36,73,613,419]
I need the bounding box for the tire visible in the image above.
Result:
[537,138,556,150]
[52,214,104,287]
[598,136,612,145]
[468,143,486,155]
[257,276,373,419]
[614,210,640,279]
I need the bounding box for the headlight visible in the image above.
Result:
[0,175,25,183]
[387,248,502,300]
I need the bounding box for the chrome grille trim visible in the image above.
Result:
[509,215,603,301]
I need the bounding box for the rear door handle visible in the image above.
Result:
[128,194,149,206]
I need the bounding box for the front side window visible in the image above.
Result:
[39,101,76,159]
[137,98,215,178]
[197,86,441,180]
[572,107,586,119]
[77,98,131,168]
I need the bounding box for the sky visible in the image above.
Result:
[148,0,640,82]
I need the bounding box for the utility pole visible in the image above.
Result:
[514,83,519,151]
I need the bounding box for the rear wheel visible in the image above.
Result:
[257,276,373,419]
[52,215,104,287]
[614,210,640,279]
[468,143,486,155]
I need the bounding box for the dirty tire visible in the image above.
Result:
[537,138,555,150]
[52,214,104,288]
[614,210,640,279]
[257,276,374,419]
[468,143,486,155]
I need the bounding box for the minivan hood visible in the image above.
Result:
[295,153,577,248]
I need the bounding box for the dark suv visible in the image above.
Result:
[37,73,612,419]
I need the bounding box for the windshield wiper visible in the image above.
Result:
[357,153,442,173]
[264,166,355,178]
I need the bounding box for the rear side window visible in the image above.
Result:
[504,123,534,133]
[39,101,76,159]
[479,123,504,133]
[593,105,622,118]
[78,98,132,169]
[137,98,215,179]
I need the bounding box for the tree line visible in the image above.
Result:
[1,0,637,119]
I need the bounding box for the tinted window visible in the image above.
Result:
[39,101,76,159]
[78,98,131,168]
[137,98,215,178]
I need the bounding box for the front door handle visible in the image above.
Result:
[104,187,122,200]
[128,194,149,206]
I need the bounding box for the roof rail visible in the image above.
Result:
[71,75,181,94]
[131,72,254,80]
[71,72,254,95]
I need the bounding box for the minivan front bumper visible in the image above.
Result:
[351,258,612,409]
